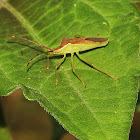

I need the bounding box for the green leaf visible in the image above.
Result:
[0,0,140,139]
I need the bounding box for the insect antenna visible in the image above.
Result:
[7,35,53,51]
[26,50,53,67]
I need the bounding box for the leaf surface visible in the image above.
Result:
[0,0,140,139]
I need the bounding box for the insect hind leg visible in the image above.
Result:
[76,52,119,81]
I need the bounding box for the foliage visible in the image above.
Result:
[0,0,140,139]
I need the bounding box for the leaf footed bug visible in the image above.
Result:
[7,35,119,88]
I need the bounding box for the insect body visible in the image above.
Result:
[7,35,119,88]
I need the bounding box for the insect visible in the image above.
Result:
[7,35,119,88]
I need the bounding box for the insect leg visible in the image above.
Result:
[76,52,119,81]
[71,53,87,88]
[74,34,85,38]
[43,54,59,70]
[26,51,52,67]
[55,54,66,86]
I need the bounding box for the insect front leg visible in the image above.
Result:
[71,53,87,88]
[43,54,58,70]
[76,52,119,81]
[55,54,66,86]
